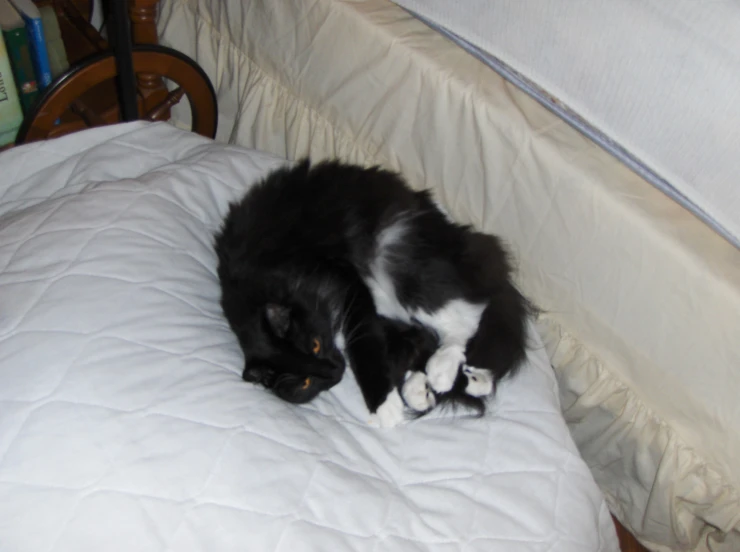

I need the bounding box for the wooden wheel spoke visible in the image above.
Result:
[146,87,186,122]
[56,0,108,54]
[70,99,106,127]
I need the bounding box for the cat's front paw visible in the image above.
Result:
[369,388,405,428]
[462,365,494,397]
[426,345,466,393]
[402,371,436,412]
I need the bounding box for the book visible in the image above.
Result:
[0,31,24,146]
[0,0,38,114]
[39,5,68,79]
[8,0,51,90]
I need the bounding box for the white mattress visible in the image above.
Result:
[391,0,740,248]
[157,1,740,551]
[0,122,617,551]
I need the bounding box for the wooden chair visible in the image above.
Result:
[15,0,217,144]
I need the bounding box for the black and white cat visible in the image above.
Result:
[214,159,532,427]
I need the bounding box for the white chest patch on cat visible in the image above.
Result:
[413,299,485,346]
[365,218,412,322]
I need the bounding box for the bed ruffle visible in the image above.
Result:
[158,1,740,549]
[538,316,740,552]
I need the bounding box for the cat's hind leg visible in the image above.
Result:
[461,365,494,397]
[414,299,486,394]
[463,288,531,394]
[424,345,467,394]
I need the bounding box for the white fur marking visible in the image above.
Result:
[463,365,494,397]
[413,299,485,346]
[426,344,466,393]
[370,388,405,428]
[334,331,346,352]
[402,371,436,411]
[365,219,412,322]
[414,300,484,393]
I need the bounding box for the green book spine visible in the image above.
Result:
[0,33,24,146]
[2,25,38,114]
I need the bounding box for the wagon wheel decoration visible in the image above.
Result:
[16,44,217,145]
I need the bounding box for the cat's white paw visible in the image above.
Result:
[426,345,465,393]
[463,365,494,397]
[370,388,405,428]
[402,371,436,412]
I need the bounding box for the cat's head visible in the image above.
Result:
[242,302,346,403]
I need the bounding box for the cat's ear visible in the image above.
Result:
[265,303,291,337]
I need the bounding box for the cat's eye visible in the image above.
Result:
[311,338,321,355]
[302,377,312,390]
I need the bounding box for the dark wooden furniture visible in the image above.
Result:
[13,0,216,145]
[614,516,650,552]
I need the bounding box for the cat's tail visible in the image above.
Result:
[404,372,487,420]
[435,373,488,418]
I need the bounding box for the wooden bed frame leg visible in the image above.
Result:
[129,0,168,115]
[129,0,159,44]
[613,515,650,552]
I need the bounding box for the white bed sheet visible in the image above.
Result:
[392,0,740,248]
[156,1,740,550]
[0,122,617,552]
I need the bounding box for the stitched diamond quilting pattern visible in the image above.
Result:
[0,122,618,551]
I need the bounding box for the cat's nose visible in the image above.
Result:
[323,356,345,384]
[314,358,344,380]
[329,350,346,371]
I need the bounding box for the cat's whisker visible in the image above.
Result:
[338,290,358,333]
[341,320,369,347]
[341,323,360,344]
[343,330,370,347]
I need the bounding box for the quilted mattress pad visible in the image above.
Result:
[0,122,617,551]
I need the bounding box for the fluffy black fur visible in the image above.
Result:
[214,158,532,417]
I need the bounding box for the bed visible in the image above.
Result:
[391,0,740,250]
[0,121,616,551]
[155,1,740,551]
